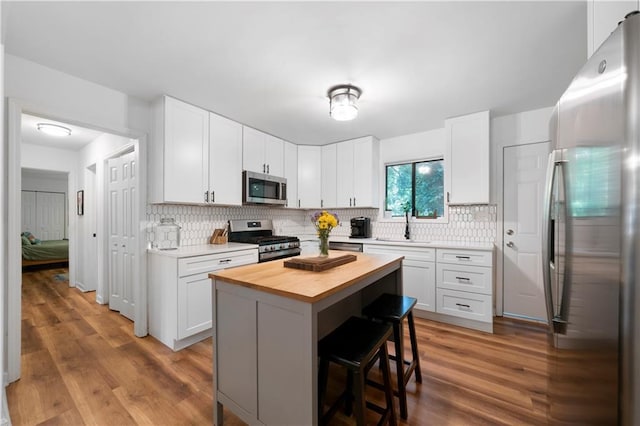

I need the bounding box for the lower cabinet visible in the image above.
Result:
[363,244,436,312]
[435,247,494,332]
[149,247,258,350]
[363,243,494,333]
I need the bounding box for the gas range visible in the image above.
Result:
[228,219,301,262]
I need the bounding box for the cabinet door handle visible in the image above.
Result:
[267,164,270,174]
[262,163,266,173]
[204,191,209,203]
[455,303,471,309]
[321,199,324,208]
[218,259,232,264]
[353,197,356,206]
[298,200,301,208]
[455,276,471,281]
[455,255,471,260]
[447,192,450,203]
[212,190,215,203]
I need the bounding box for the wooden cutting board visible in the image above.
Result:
[283,254,357,272]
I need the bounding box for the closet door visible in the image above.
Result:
[36,192,65,240]
[21,191,37,234]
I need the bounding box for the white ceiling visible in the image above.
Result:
[3,1,587,145]
[21,113,104,151]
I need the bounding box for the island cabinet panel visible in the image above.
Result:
[216,289,258,418]
[257,302,312,425]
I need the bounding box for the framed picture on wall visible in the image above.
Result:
[77,190,84,216]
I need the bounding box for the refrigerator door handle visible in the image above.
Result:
[542,150,564,332]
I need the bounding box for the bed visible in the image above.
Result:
[22,239,69,268]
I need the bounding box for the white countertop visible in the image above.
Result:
[148,242,258,258]
[325,235,495,251]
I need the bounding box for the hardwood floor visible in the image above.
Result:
[10,267,563,425]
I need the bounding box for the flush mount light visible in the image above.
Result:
[328,84,362,121]
[37,123,72,137]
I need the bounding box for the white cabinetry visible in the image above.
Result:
[283,141,298,208]
[435,248,494,331]
[151,96,209,204]
[297,146,322,208]
[209,112,243,205]
[445,111,490,205]
[321,144,337,209]
[336,136,380,208]
[588,1,638,57]
[364,244,436,312]
[243,126,284,176]
[148,247,258,350]
[150,96,243,205]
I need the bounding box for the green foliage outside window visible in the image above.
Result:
[386,159,444,218]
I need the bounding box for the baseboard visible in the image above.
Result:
[96,294,106,305]
[2,386,11,425]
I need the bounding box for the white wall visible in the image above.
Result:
[5,54,150,134]
[490,106,554,315]
[21,170,68,193]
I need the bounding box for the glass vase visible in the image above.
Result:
[318,234,329,257]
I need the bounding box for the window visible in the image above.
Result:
[385,159,444,218]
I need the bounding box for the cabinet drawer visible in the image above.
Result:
[436,248,492,267]
[364,245,435,262]
[178,249,258,277]
[436,288,492,323]
[436,263,492,295]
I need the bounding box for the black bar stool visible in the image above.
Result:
[362,294,422,419]
[318,316,397,426]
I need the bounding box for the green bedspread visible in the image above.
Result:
[22,240,69,261]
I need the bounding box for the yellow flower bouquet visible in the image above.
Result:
[311,210,339,257]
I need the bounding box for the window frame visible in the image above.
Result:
[381,156,449,224]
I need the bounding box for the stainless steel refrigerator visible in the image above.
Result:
[544,11,639,425]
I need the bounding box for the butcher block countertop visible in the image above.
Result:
[209,252,403,303]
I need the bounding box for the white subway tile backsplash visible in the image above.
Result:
[145,204,497,246]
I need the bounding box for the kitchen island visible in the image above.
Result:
[209,252,403,426]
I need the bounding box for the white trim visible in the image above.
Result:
[6,98,149,382]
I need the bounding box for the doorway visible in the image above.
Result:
[7,99,147,382]
[502,141,550,322]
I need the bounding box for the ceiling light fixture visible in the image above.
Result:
[37,123,72,137]
[328,84,362,121]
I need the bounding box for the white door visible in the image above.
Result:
[36,192,65,240]
[107,151,137,320]
[503,142,550,321]
[21,191,36,233]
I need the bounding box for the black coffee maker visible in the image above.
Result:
[350,217,371,238]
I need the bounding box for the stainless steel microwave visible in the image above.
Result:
[242,170,287,206]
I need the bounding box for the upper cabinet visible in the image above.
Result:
[209,112,243,205]
[336,136,379,208]
[297,146,322,209]
[445,111,490,205]
[150,96,242,205]
[588,1,638,58]
[151,96,209,204]
[321,144,337,209]
[243,126,284,176]
[283,141,298,208]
